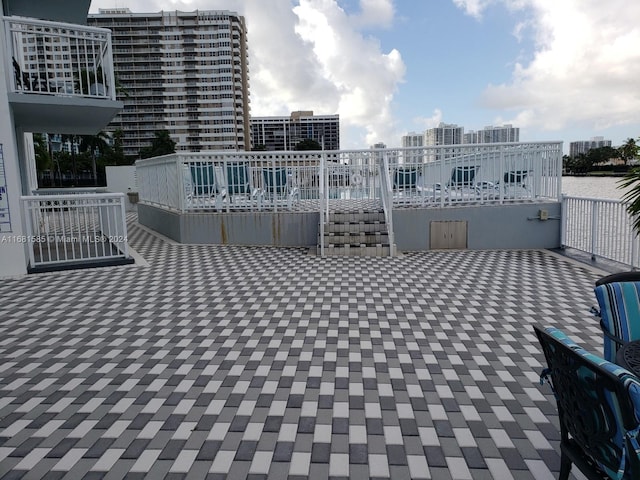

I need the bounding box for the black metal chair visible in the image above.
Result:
[534,325,640,480]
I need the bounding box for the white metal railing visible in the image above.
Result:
[21,193,129,268]
[4,16,117,100]
[137,151,324,213]
[136,142,562,214]
[562,195,640,268]
[380,153,395,257]
[387,142,562,207]
[319,153,327,256]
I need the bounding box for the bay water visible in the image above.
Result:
[561,176,629,200]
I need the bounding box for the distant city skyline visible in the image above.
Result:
[89,1,640,154]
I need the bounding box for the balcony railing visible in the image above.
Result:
[4,16,117,100]
[20,193,130,271]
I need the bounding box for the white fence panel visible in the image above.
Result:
[21,193,129,268]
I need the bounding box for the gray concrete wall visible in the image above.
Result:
[138,204,318,246]
[138,205,182,242]
[138,202,562,250]
[393,202,562,251]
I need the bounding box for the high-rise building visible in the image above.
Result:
[464,124,519,144]
[88,8,251,157]
[424,123,464,146]
[569,137,612,157]
[401,132,424,148]
[250,111,339,151]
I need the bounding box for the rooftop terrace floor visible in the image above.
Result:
[0,214,605,480]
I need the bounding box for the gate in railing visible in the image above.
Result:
[21,193,130,270]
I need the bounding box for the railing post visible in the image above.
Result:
[120,193,129,258]
[20,198,36,267]
[632,215,639,270]
[439,147,445,207]
[591,201,599,260]
[177,156,186,213]
[380,151,394,257]
[499,147,505,203]
[560,194,567,249]
[556,143,563,202]
[319,153,325,257]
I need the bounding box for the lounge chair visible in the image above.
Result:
[261,167,299,209]
[592,272,640,362]
[500,170,531,198]
[448,165,479,199]
[186,162,224,209]
[534,325,640,480]
[393,168,419,204]
[393,168,418,192]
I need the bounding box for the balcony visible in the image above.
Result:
[4,16,123,134]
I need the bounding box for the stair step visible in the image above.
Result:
[323,233,389,245]
[321,244,396,257]
[325,221,386,233]
[329,212,385,223]
[318,208,396,257]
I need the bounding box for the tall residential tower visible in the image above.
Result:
[88,8,251,157]
[569,137,612,157]
[250,111,340,151]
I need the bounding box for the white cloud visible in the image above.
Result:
[413,109,443,130]
[351,0,395,28]
[451,0,495,19]
[455,0,640,133]
[90,0,406,148]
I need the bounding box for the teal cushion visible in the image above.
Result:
[595,282,640,362]
[543,327,640,479]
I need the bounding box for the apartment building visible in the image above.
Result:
[464,124,519,144]
[250,111,340,151]
[569,137,612,157]
[88,8,251,157]
[401,132,424,148]
[424,123,464,146]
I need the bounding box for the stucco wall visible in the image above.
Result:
[393,202,562,250]
[138,202,562,251]
[138,204,319,246]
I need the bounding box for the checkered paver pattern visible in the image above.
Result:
[0,214,607,479]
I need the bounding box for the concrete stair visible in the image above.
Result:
[319,209,396,256]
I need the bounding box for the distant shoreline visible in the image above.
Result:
[563,172,628,177]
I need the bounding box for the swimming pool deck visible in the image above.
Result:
[0,214,605,480]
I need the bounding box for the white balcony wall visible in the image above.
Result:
[0,8,123,278]
[0,9,29,276]
[4,15,123,135]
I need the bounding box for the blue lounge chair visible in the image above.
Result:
[261,167,298,209]
[448,165,479,200]
[500,170,531,198]
[185,162,223,209]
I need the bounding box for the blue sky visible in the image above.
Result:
[89,0,640,153]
